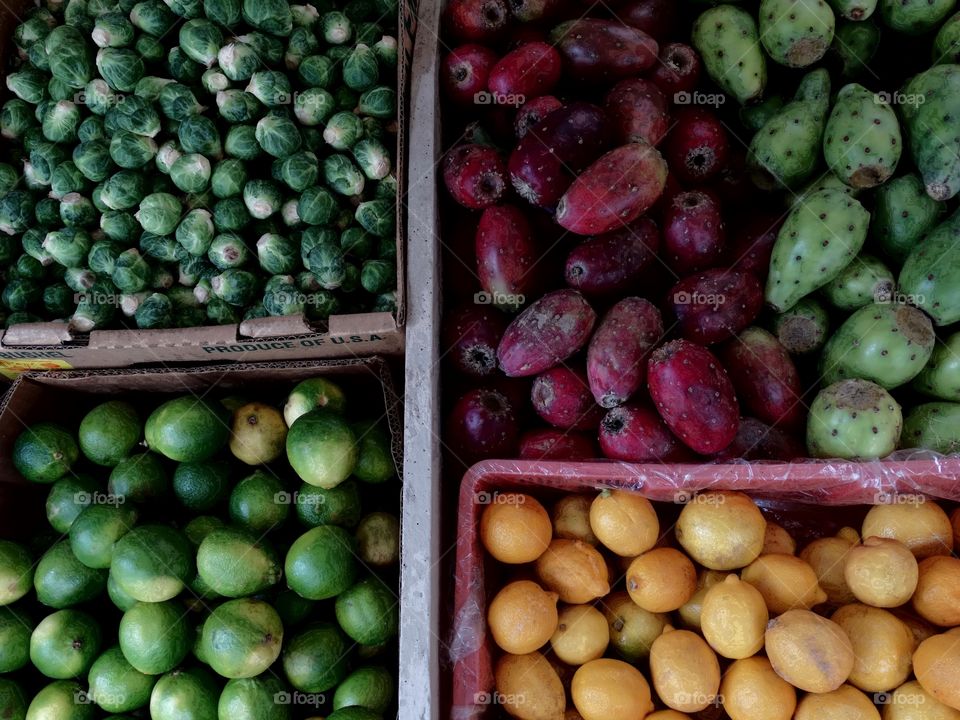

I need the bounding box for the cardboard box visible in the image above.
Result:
[0,0,412,376]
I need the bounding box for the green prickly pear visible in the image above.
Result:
[880,0,956,35]
[914,331,960,401]
[871,174,946,264]
[807,379,902,459]
[899,210,960,325]
[771,297,830,354]
[820,303,935,388]
[900,65,960,201]
[692,5,767,104]
[747,69,831,190]
[760,0,836,68]
[834,21,881,78]
[823,83,902,189]
[933,11,960,64]
[901,402,960,454]
[739,95,785,134]
[789,171,861,211]
[821,254,894,310]
[828,0,877,20]
[765,188,870,313]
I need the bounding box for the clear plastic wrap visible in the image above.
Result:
[450,455,960,719]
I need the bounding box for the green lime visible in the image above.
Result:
[13,423,79,484]
[0,540,33,605]
[228,471,289,533]
[327,707,381,720]
[145,397,230,462]
[87,646,156,713]
[285,410,357,489]
[333,666,394,714]
[30,609,102,679]
[0,607,32,672]
[69,505,138,569]
[34,542,107,609]
[350,421,394,484]
[283,377,346,427]
[183,516,225,546]
[172,461,231,512]
[295,480,362,528]
[335,577,398,646]
[106,572,137,612]
[25,680,94,720]
[229,402,287,466]
[273,590,315,628]
[108,452,168,504]
[217,676,290,720]
[78,401,141,467]
[119,600,191,675]
[149,668,218,720]
[284,526,357,600]
[110,525,192,602]
[199,599,283,679]
[45,475,98,534]
[196,528,281,598]
[0,677,26,720]
[355,512,399,568]
[281,622,350,693]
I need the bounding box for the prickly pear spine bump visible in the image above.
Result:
[902,65,960,201]
[899,209,960,325]
[760,0,836,68]
[823,84,902,189]
[871,174,946,264]
[692,5,767,104]
[821,254,894,310]
[806,379,902,459]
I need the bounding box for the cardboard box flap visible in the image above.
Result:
[85,325,235,350]
[2,322,79,347]
[240,315,315,339]
[328,312,399,336]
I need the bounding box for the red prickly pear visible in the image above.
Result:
[615,0,677,39]
[587,298,664,408]
[604,78,670,147]
[507,0,572,22]
[598,403,687,462]
[441,44,499,107]
[446,388,519,462]
[648,42,702,98]
[711,417,805,461]
[442,304,509,379]
[488,42,562,99]
[514,95,562,139]
[519,429,597,460]
[668,269,763,345]
[475,204,539,309]
[444,0,510,44]
[509,102,611,209]
[564,218,660,295]
[498,290,597,377]
[664,107,730,185]
[647,339,740,454]
[443,144,508,209]
[549,19,659,84]
[662,190,726,275]
[556,142,668,236]
[531,366,603,430]
[720,327,805,431]
[726,211,784,279]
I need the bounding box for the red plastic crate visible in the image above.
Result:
[450,458,960,720]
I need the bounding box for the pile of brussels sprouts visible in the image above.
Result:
[0,0,398,331]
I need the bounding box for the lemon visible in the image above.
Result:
[589,490,658,557]
[571,658,653,720]
[535,540,609,604]
[480,494,551,564]
[488,580,558,655]
[549,605,608,666]
[494,651,565,720]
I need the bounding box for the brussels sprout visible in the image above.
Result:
[298,55,335,90]
[166,153,210,194]
[79,79,116,116]
[213,197,249,231]
[130,0,176,36]
[21,231,50,269]
[0,165,17,195]
[340,226,373,259]
[70,281,117,331]
[296,270,320,292]
[262,274,304,315]
[179,19,222,67]
[343,43,379,92]
[373,289,396,313]
[323,111,363,150]
[281,199,301,227]
[169,285,206,325]
[72,140,113,182]
[355,199,394,238]
[167,0,204,18]
[358,86,395,119]
[303,289,339,320]
[64,0,94,31]
[352,138,391,181]
[14,254,46,281]
[111,248,151,292]
[177,254,213,286]
[275,151,319,192]
[39,100,80,144]
[45,26,94,89]
[373,173,397,202]
[119,290,148,316]
[30,144,66,188]
[285,26,319,69]
[338,261,360,292]
[47,78,75,103]
[136,192,182,235]
[215,90,261,122]
[323,154,365,197]
[216,41,258,83]
[132,291,172,328]
[211,268,258,305]
[193,276,213,303]
[322,11,352,44]
[110,130,159,168]
[290,3,319,27]
[255,113,301,158]
[297,186,338,227]
[155,140,182,174]
[327,45,352,64]
[59,193,98,228]
[34,198,60,227]
[256,233,299,274]
[105,95,161,137]
[305,241,345,289]
[243,179,282,220]
[1,99,35,139]
[176,208,215,255]
[27,41,51,73]
[206,296,241,323]
[168,47,203,83]
[96,48,144,93]
[245,71,292,108]
[34,99,52,125]
[236,32,284,65]
[201,68,230,94]
[50,161,89,199]
[43,227,92,267]
[293,87,335,126]
[43,283,75,317]
[87,240,122,275]
[159,83,205,120]
[91,184,111,212]
[64,267,96,292]
[223,125,260,161]
[208,232,250,269]
[178,114,222,157]
[77,117,106,144]
[6,69,48,104]
[372,35,397,68]
[2,278,43,312]
[211,158,247,198]
[97,211,136,243]
[361,258,394,293]
[135,35,165,62]
[22,126,47,152]
[242,0,293,36]
[23,162,49,191]
[203,0,241,26]
[14,15,54,51]
[92,12,135,47]
[140,232,185,262]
